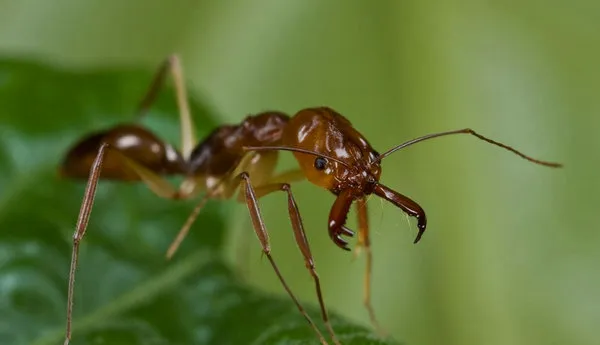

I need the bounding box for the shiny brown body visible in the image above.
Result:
[59,55,562,345]
[62,111,291,197]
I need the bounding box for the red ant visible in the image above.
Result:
[59,55,562,345]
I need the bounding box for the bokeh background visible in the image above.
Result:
[0,1,598,345]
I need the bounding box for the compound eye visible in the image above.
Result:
[314,157,328,170]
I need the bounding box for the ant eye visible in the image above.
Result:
[314,157,328,170]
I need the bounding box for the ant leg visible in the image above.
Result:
[165,192,209,260]
[107,147,184,199]
[237,173,330,345]
[233,169,306,277]
[64,143,108,345]
[135,57,171,120]
[63,145,198,345]
[355,198,385,335]
[166,152,278,261]
[266,169,306,185]
[353,200,366,259]
[241,180,341,345]
[165,153,264,260]
[235,169,305,202]
[135,54,197,159]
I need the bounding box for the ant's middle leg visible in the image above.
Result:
[134,54,197,159]
[164,152,280,260]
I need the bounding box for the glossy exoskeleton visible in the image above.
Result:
[60,55,562,345]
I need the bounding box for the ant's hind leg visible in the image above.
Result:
[108,147,187,199]
[63,143,107,345]
[355,198,386,336]
[63,144,197,345]
[135,54,197,159]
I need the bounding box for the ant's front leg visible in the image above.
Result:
[249,180,342,344]
[231,169,306,278]
[235,172,334,345]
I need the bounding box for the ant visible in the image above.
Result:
[59,54,562,345]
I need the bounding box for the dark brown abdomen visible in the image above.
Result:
[61,124,186,180]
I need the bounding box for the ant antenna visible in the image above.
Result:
[244,145,351,168]
[374,128,563,168]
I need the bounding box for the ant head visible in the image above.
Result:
[295,150,382,196]
[282,107,382,196]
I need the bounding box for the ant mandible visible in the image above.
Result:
[59,54,562,345]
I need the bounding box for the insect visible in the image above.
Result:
[59,55,562,345]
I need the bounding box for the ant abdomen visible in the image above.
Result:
[60,124,185,180]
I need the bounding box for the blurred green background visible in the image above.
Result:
[0,1,598,345]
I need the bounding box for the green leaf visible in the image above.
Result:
[0,58,400,345]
